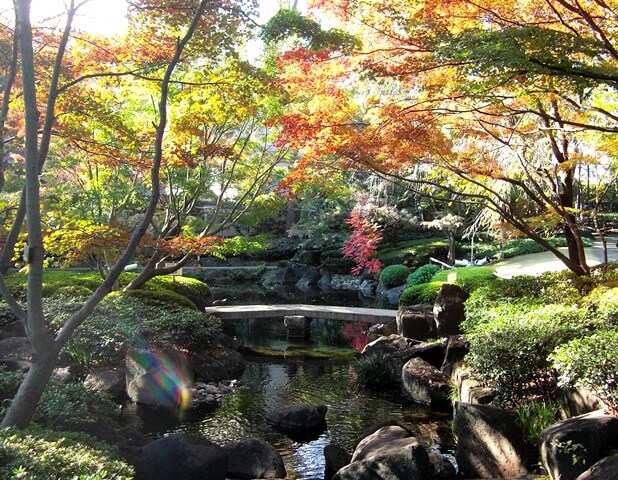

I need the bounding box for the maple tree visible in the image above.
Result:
[0,0,260,428]
[272,0,618,275]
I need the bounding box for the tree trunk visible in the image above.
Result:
[447,231,456,263]
[0,342,61,428]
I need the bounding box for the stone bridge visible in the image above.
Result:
[204,304,397,324]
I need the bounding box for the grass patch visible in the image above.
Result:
[244,346,358,360]
[431,266,497,293]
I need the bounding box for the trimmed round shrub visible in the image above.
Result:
[118,287,198,310]
[551,328,618,415]
[147,276,210,304]
[379,264,410,289]
[0,427,133,479]
[399,281,443,306]
[406,264,440,287]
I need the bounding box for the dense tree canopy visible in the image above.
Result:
[271,0,618,275]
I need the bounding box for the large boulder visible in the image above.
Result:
[137,433,228,480]
[539,410,618,480]
[576,454,618,480]
[362,334,421,384]
[190,346,246,383]
[0,337,32,371]
[401,357,451,408]
[355,420,413,448]
[386,285,407,305]
[428,452,457,480]
[275,266,298,285]
[125,347,193,408]
[396,305,436,341]
[84,367,126,399]
[433,284,468,337]
[324,443,352,480]
[454,402,529,478]
[267,404,327,440]
[362,334,420,358]
[222,438,286,479]
[336,426,433,480]
[406,341,447,370]
[296,267,321,288]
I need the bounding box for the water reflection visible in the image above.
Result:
[137,359,453,479]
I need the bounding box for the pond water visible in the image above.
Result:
[131,318,455,479]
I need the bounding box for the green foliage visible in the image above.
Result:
[0,303,18,329]
[236,193,287,229]
[261,9,361,52]
[0,427,133,480]
[146,275,210,302]
[3,270,104,300]
[515,400,560,443]
[354,355,392,389]
[462,302,589,406]
[0,367,120,429]
[551,329,618,414]
[585,286,618,327]
[434,26,610,93]
[215,233,275,258]
[118,287,197,310]
[399,281,443,306]
[377,238,449,268]
[431,266,497,293]
[76,295,222,362]
[406,264,440,287]
[379,264,409,289]
[255,237,299,260]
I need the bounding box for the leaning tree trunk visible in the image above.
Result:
[0,341,61,428]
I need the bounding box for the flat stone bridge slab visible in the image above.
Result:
[204,304,397,324]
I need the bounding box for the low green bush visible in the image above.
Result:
[551,328,618,415]
[0,427,133,480]
[354,355,391,389]
[399,281,443,306]
[146,275,210,304]
[0,367,120,428]
[462,302,589,406]
[379,264,409,289]
[406,264,440,287]
[215,233,274,257]
[431,266,497,293]
[119,286,198,310]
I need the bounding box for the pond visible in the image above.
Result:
[131,318,455,479]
